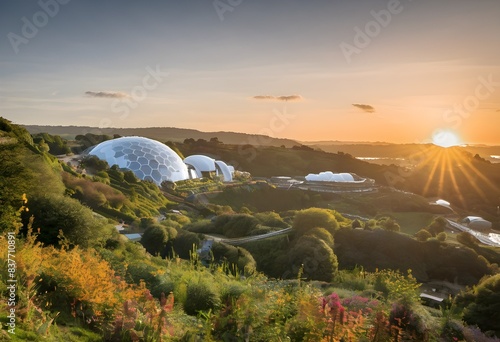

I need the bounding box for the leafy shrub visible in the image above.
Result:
[436,232,447,241]
[23,193,111,247]
[214,214,260,238]
[342,295,380,316]
[254,211,288,228]
[293,208,339,236]
[220,281,247,303]
[341,277,367,291]
[457,232,480,247]
[141,224,171,256]
[183,280,220,315]
[211,242,257,275]
[184,219,214,234]
[461,274,500,336]
[172,231,201,259]
[427,216,447,236]
[377,217,401,232]
[126,262,159,287]
[305,227,334,246]
[150,276,175,300]
[440,318,465,341]
[81,155,109,172]
[62,172,127,210]
[415,229,432,242]
[288,235,337,282]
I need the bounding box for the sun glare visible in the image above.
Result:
[416,142,498,208]
[432,130,461,148]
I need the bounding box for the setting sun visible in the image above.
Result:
[432,130,462,148]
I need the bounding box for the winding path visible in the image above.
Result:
[205,227,293,246]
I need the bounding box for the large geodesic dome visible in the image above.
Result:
[88,136,189,184]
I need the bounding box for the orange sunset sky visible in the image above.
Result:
[1,0,499,145]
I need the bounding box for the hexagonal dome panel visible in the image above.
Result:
[88,136,189,184]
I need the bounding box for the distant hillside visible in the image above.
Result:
[23,125,300,147]
[305,142,500,164]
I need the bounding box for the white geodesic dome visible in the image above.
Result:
[88,136,189,184]
[184,155,233,182]
[305,172,356,182]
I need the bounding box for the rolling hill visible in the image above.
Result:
[23,125,300,147]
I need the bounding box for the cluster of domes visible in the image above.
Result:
[87,136,234,185]
[184,155,234,182]
[305,171,357,182]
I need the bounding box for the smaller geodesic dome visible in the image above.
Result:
[462,216,492,231]
[184,155,233,182]
[184,155,215,178]
[88,136,189,184]
[305,172,358,182]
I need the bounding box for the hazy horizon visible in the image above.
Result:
[2,0,500,145]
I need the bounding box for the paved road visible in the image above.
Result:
[206,227,293,246]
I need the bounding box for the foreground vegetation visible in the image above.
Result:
[1,117,500,341]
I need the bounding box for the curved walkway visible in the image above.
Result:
[206,227,293,246]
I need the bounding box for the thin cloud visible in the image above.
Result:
[253,94,302,102]
[352,103,375,113]
[85,91,129,99]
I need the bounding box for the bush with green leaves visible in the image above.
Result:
[288,235,337,282]
[150,276,175,300]
[415,229,432,242]
[22,193,111,248]
[304,227,334,246]
[211,242,257,276]
[125,262,159,287]
[254,211,288,228]
[292,208,339,236]
[141,224,174,256]
[215,214,260,238]
[436,232,447,242]
[456,231,480,247]
[460,273,500,336]
[427,216,447,236]
[183,280,221,315]
[377,217,401,232]
[172,231,201,259]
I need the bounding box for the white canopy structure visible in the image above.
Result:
[305,171,360,183]
[184,155,215,178]
[215,160,233,182]
[184,155,234,182]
